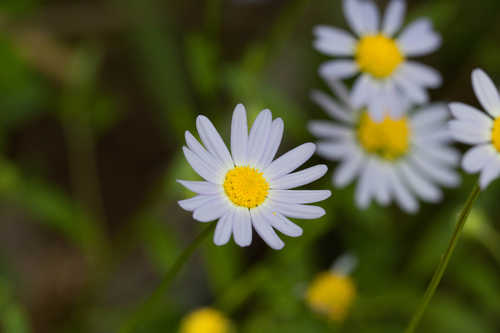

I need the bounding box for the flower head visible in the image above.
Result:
[449,69,500,189]
[178,104,331,249]
[313,0,442,120]
[310,80,460,213]
[179,308,232,333]
[306,254,358,322]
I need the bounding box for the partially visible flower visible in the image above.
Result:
[306,254,357,322]
[309,80,460,213]
[313,0,442,120]
[178,104,331,249]
[449,69,500,189]
[179,308,232,333]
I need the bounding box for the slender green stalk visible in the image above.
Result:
[404,184,481,333]
[119,223,215,333]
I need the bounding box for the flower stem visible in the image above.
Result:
[119,223,215,333]
[404,183,481,333]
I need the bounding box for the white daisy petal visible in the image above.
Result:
[419,146,460,166]
[178,195,217,212]
[251,208,284,250]
[264,143,316,180]
[213,212,234,246]
[177,180,221,194]
[317,141,357,160]
[479,155,500,189]
[313,25,356,56]
[372,161,391,205]
[410,150,460,187]
[388,171,419,213]
[258,118,284,169]
[308,121,353,140]
[449,120,491,145]
[231,104,248,166]
[462,144,497,173]
[185,131,224,172]
[319,60,359,80]
[271,165,328,190]
[269,190,332,204]
[398,161,442,203]
[310,90,354,124]
[472,69,500,117]
[397,19,441,56]
[196,115,234,168]
[394,72,429,104]
[383,0,406,36]
[248,109,272,165]
[261,207,303,237]
[399,62,442,88]
[334,149,364,187]
[411,104,449,130]
[270,201,326,219]
[449,103,494,128]
[325,80,354,109]
[360,0,380,34]
[355,160,374,209]
[343,0,366,36]
[233,207,252,247]
[193,195,229,222]
[350,74,372,108]
[183,147,220,183]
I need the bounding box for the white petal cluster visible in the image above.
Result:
[179,105,331,249]
[313,0,442,120]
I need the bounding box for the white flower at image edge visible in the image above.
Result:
[449,69,500,189]
[309,80,460,213]
[178,105,331,250]
[313,0,442,120]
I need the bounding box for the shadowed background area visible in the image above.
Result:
[0,0,499,332]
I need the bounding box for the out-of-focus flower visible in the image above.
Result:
[178,104,331,249]
[309,80,460,213]
[306,254,357,322]
[313,0,442,120]
[449,69,500,189]
[179,308,232,333]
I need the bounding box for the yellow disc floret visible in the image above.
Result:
[179,308,231,333]
[355,34,404,79]
[357,111,411,160]
[223,166,269,208]
[492,117,500,152]
[306,272,357,322]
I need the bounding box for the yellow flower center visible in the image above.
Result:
[306,272,357,322]
[355,34,404,79]
[180,308,231,333]
[223,166,269,208]
[492,117,500,152]
[357,111,411,160]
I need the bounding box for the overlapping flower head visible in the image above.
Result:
[178,104,331,249]
[309,79,460,213]
[449,69,500,189]
[313,0,442,120]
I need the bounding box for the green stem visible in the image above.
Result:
[404,184,481,333]
[119,223,215,333]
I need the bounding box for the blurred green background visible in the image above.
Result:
[0,0,499,332]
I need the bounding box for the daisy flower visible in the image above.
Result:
[313,0,442,120]
[449,69,500,189]
[309,80,460,213]
[179,308,232,333]
[178,104,331,250]
[306,254,357,322]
